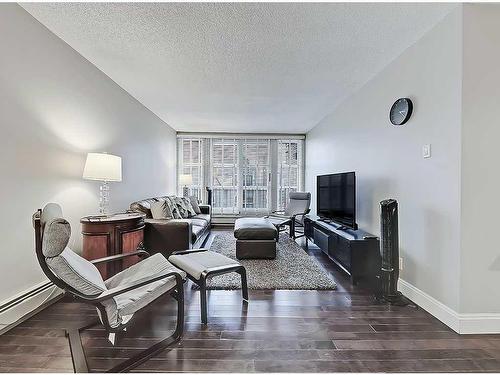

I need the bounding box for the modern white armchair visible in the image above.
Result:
[33,203,186,373]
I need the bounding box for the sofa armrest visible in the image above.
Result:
[144,219,192,257]
[199,205,211,215]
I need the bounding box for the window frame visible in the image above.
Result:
[177,135,305,216]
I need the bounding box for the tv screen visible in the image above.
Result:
[317,172,356,229]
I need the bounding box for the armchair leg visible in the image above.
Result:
[66,328,90,373]
[110,284,185,373]
[66,286,185,373]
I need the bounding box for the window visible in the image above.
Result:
[210,138,239,214]
[177,135,304,216]
[177,138,203,200]
[277,140,303,211]
[241,139,270,213]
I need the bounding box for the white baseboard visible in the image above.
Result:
[459,313,500,334]
[398,278,460,332]
[0,280,62,333]
[399,278,500,334]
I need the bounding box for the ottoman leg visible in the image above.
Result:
[199,275,208,324]
[237,266,249,301]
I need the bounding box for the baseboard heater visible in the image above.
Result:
[0,281,61,335]
[0,281,54,314]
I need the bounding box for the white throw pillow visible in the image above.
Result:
[150,200,172,219]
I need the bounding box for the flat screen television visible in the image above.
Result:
[317,172,357,229]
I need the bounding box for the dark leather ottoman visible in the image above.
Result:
[234,218,277,259]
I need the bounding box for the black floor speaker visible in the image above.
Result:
[378,199,414,306]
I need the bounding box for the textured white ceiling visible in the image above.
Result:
[22,3,456,133]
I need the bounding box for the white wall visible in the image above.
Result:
[460,4,500,314]
[306,8,463,312]
[0,4,176,327]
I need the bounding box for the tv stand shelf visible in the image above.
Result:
[304,215,381,285]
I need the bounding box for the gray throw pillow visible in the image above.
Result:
[181,197,197,217]
[189,196,202,215]
[166,196,182,219]
[150,200,173,220]
[173,196,189,218]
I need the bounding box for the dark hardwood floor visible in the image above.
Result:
[2,229,500,372]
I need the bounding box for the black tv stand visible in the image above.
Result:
[317,218,355,231]
[304,215,381,285]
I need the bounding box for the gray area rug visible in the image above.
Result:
[204,231,337,290]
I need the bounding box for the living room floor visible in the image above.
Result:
[2,229,500,373]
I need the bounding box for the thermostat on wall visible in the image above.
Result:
[422,144,431,158]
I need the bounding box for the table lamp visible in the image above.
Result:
[83,152,122,215]
[179,174,193,197]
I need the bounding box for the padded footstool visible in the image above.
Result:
[168,249,248,324]
[234,218,277,259]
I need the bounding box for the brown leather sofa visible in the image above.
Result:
[130,196,211,257]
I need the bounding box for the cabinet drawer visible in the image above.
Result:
[329,235,351,268]
[313,227,329,255]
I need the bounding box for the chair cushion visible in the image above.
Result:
[42,217,71,257]
[285,192,311,216]
[40,203,63,230]
[234,218,277,240]
[46,247,106,296]
[189,196,202,214]
[169,251,240,280]
[193,214,211,224]
[103,253,186,328]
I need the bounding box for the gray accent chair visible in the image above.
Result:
[265,192,311,240]
[33,203,186,373]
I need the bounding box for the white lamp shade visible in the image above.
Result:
[83,153,122,182]
[179,174,193,185]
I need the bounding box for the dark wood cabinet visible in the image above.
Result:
[81,213,145,278]
[305,215,381,285]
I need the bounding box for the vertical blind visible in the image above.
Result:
[211,138,239,214]
[241,139,270,214]
[277,140,303,211]
[177,136,304,215]
[177,138,204,200]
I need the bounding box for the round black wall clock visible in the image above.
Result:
[390,98,413,125]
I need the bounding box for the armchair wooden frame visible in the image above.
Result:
[170,249,248,324]
[33,209,185,373]
[266,208,311,240]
